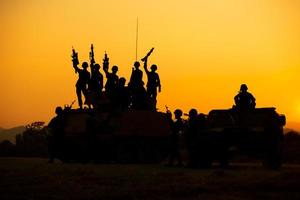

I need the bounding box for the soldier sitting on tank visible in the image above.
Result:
[116,77,129,110]
[167,109,184,167]
[47,106,64,163]
[128,61,146,109]
[234,84,256,110]
[142,57,161,110]
[73,61,90,109]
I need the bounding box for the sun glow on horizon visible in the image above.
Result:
[0,0,300,129]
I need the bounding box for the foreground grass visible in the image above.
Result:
[0,158,299,200]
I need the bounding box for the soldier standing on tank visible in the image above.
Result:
[88,45,103,95]
[72,50,90,108]
[168,109,184,167]
[128,61,146,109]
[234,84,256,110]
[47,106,64,163]
[142,57,161,110]
[87,45,103,108]
[103,52,119,103]
[89,63,103,94]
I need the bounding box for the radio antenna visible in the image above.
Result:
[135,18,139,61]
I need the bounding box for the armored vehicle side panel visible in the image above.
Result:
[195,108,285,169]
[57,110,171,163]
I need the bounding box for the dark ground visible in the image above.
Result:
[0,158,300,200]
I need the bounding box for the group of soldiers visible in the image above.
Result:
[72,45,161,111]
[166,84,256,167]
[165,107,206,167]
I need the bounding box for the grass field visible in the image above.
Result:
[0,158,300,200]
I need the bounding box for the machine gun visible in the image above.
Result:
[103,51,109,71]
[89,44,95,65]
[141,48,154,62]
[71,47,79,73]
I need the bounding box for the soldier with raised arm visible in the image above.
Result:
[88,45,103,95]
[142,48,161,109]
[102,52,119,103]
[71,47,90,109]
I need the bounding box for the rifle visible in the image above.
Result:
[71,47,79,73]
[141,48,154,62]
[89,44,95,65]
[103,51,109,71]
[64,100,76,111]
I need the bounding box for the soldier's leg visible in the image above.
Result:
[76,86,83,109]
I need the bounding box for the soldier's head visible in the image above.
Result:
[134,61,140,69]
[189,108,198,119]
[240,84,248,92]
[55,106,63,116]
[94,63,100,71]
[119,77,126,87]
[82,62,88,69]
[174,109,183,119]
[112,65,118,74]
[150,64,157,72]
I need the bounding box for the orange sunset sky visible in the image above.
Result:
[0,0,299,129]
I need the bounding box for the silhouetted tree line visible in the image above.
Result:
[0,122,48,157]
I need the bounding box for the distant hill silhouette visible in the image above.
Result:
[0,126,25,144]
[286,121,300,133]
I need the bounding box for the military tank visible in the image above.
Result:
[194,107,286,169]
[55,108,171,163]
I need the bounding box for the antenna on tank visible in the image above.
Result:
[135,17,139,61]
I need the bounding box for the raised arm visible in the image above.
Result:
[102,52,110,77]
[71,47,80,73]
[143,59,149,74]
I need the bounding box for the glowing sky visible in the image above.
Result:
[0,0,300,128]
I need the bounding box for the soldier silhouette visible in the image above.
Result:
[128,61,146,109]
[103,53,119,104]
[73,61,90,109]
[143,58,161,109]
[47,106,64,163]
[88,45,103,94]
[116,77,129,110]
[129,61,144,89]
[168,109,184,167]
[234,84,256,110]
[185,108,199,168]
[89,63,103,93]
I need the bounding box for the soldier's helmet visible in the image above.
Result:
[82,62,88,69]
[174,109,183,117]
[189,108,198,119]
[119,77,126,86]
[134,61,140,68]
[94,63,100,70]
[240,84,248,92]
[55,106,63,115]
[151,64,157,71]
[112,65,118,73]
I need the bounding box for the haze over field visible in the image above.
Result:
[0,0,300,128]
